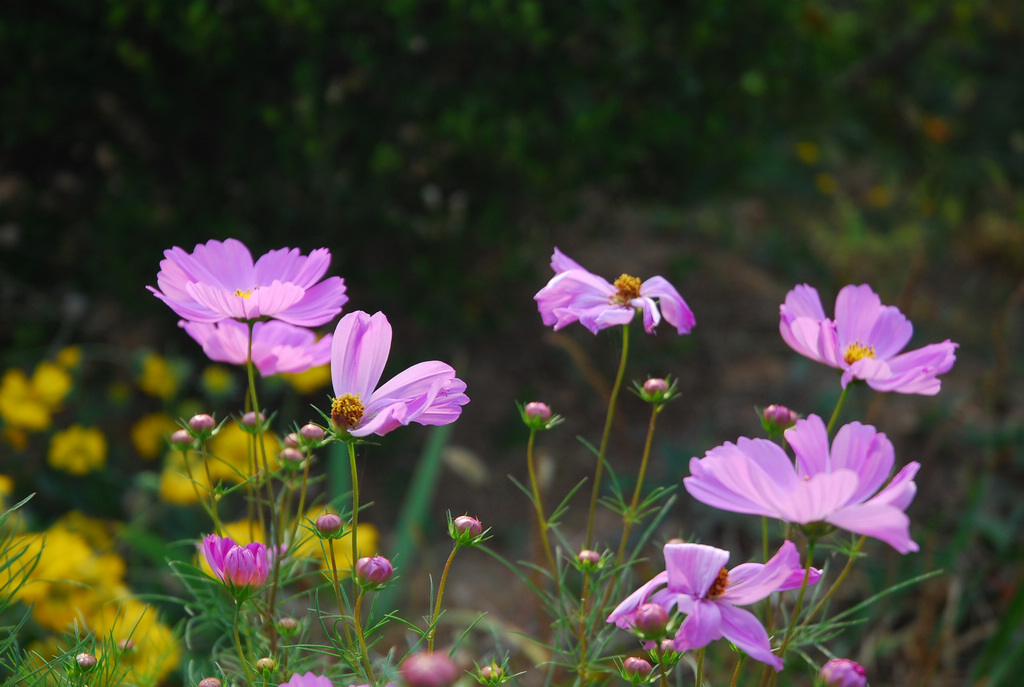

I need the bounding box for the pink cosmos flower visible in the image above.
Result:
[534,248,695,335]
[150,238,347,326]
[685,414,920,553]
[780,283,957,395]
[607,540,820,671]
[199,534,269,590]
[330,311,469,437]
[279,673,334,687]
[180,319,332,376]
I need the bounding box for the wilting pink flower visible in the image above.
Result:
[535,248,695,335]
[199,534,269,590]
[279,673,334,687]
[608,541,819,671]
[330,311,468,437]
[150,238,347,326]
[780,283,957,395]
[180,319,332,376]
[685,414,920,553]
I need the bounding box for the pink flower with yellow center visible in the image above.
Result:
[150,238,347,326]
[780,283,957,395]
[534,248,695,335]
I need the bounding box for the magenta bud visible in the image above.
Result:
[762,404,799,434]
[284,432,301,448]
[819,658,867,687]
[277,617,299,636]
[525,402,552,422]
[300,423,326,442]
[453,515,483,537]
[400,651,459,687]
[170,429,193,450]
[198,679,222,687]
[633,603,669,638]
[643,378,668,394]
[255,657,276,673]
[355,555,394,588]
[188,413,216,436]
[622,656,653,682]
[315,513,344,537]
[75,653,97,671]
[239,411,265,429]
[577,549,603,572]
[658,638,675,655]
[279,447,305,463]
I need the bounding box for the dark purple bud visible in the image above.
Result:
[400,652,459,687]
[622,656,653,682]
[633,603,669,638]
[819,658,867,687]
[355,555,394,588]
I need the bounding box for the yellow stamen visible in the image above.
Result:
[331,393,365,429]
[707,566,729,598]
[234,288,254,299]
[612,274,642,305]
[843,341,876,365]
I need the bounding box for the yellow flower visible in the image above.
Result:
[0,474,13,504]
[865,185,892,208]
[0,362,72,431]
[281,363,332,395]
[138,353,178,399]
[92,598,180,687]
[131,413,178,460]
[814,172,838,195]
[201,364,237,397]
[54,510,119,550]
[795,141,820,165]
[56,345,82,370]
[48,425,108,475]
[158,453,203,506]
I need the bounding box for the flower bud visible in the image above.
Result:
[239,411,265,430]
[577,549,603,572]
[198,679,222,687]
[300,423,326,442]
[642,378,668,394]
[400,651,459,687]
[520,401,562,430]
[355,555,394,588]
[277,617,299,636]
[188,413,216,437]
[255,657,276,674]
[170,429,194,451]
[622,656,653,683]
[761,404,799,436]
[658,639,676,656]
[450,514,485,545]
[75,652,97,671]
[819,658,866,687]
[636,376,677,405]
[284,432,301,448]
[117,638,135,652]
[633,603,669,638]
[478,663,504,685]
[279,447,305,466]
[315,513,344,538]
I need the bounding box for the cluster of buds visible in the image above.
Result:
[519,401,563,431]
[449,515,487,547]
[635,377,678,407]
[355,555,394,590]
[284,423,328,450]
[170,412,223,451]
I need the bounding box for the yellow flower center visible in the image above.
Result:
[843,341,876,365]
[234,288,253,299]
[612,274,642,305]
[707,566,729,598]
[331,393,365,429]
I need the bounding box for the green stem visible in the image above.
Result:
[180,447,218,529]
[353,588,376,687]
[327,539,354,646]
[800,535,866,630]
[614,402,660,566]
[348,441,361,593]
[584,323,631,549]
[760,516,773,637]
[728,654,745,687]
[575,572,592,682]
[197,440,222,534]
[765,540,816,687]
[526,427,558,589]
[825,385,850,436]
[694,646,705,687]
[427,543,461,652]
[234,599,255,686]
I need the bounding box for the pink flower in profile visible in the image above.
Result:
[534,248,695,335]
[330,311,469,437]
[685,415,920,553]
[279,673,334,687]
[180,319,332,376]
[199,534,269,591]
[150,238,347,326]
[607,541,820,671]
[780,283,957,395]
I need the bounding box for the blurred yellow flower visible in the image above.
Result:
[282,363,332,395]
[54,510,119,551]
[795,141,820,165]
[131,413,178,460]
[0,474,13,505]
[92,598,180,687]
[56,345,82,370]
[48,425,108,475]
[0,362,72,432]
[814,172,838,195]
[866,185,892,208]
[138,353,178,399]
[201,364,237,397]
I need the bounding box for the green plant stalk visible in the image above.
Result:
[348,441,361,592]
[234,599,255,686]
[526,426,558,591]
[763,540,816,687]
[614,401,660,565]
[658,649,670,687]
[728,654,746,687]
[427,542,462,652]
[353,588,377,687]
[760,516,773,637]
[694,646,705,687]
[584,323,631,549]
[328,539,354,646]
[825,384,850,435]
[287,449,313,551]
[799,535,866,631]
[576,572,593,682]
[180,446,219,529]
[198,440,223,535]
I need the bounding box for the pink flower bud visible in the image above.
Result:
[762,404,799,434]
[633,603,669,638]
[170,429,193,450]
[277,616,299,635]
[478,664,503,683]
[400,652,459,687]
[577,549,603,572]
[188,413,216,435]
[284,432,301,448]
[819,658,866,687]
[525,402,552,422]
[239,411,265,429]
[453,515,483,537]
[355,555,394,588]
[622,656,653,682]
[643,378,668,394]
[658,638,675,655]
[198,679,222,687]
[300,423,326,442]
[315,513,343,537]
[75,653,97,671]
[279,447,305,463]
